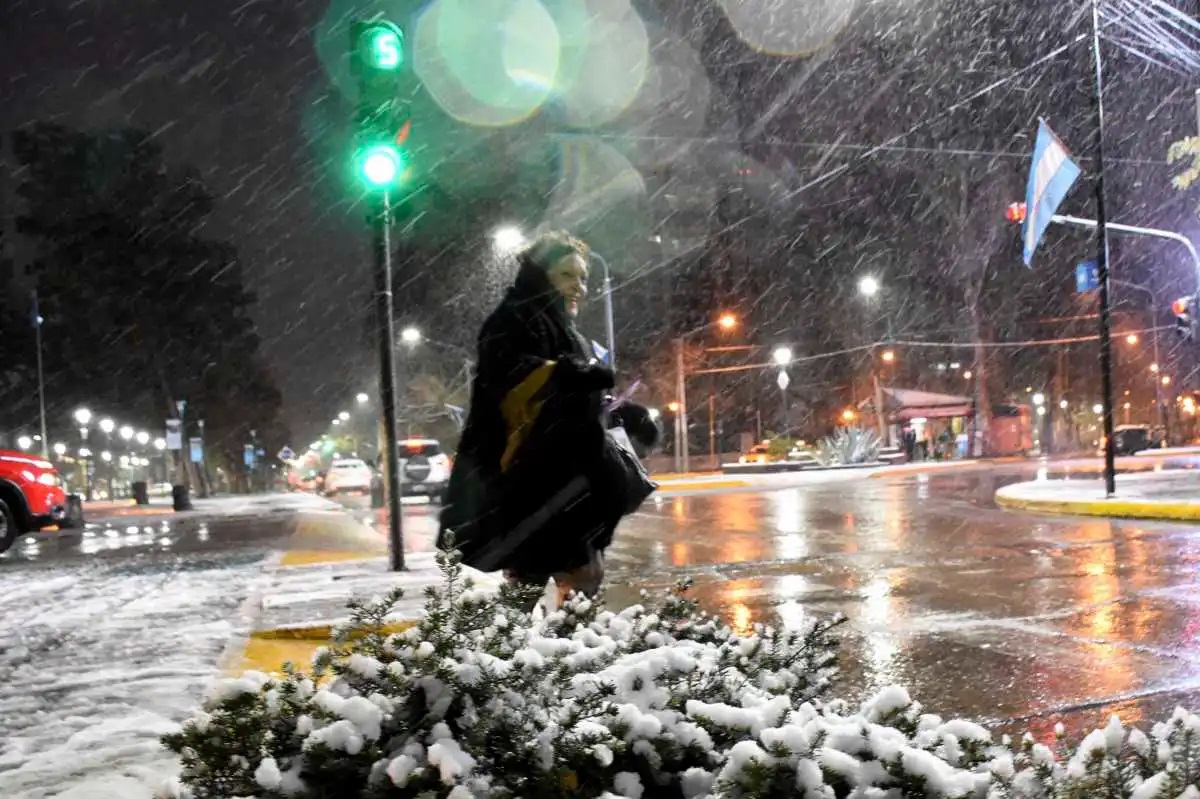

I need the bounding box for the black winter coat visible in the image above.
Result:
[437,261,623,576]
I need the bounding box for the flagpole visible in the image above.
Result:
[1090,0,1117,497]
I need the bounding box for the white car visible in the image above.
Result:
[324,458,373,495]
[399,439,451,501]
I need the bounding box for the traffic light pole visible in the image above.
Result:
[1089,0,1117,497]
[371,190,405,571]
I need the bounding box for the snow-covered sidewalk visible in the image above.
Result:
[995,470,1200,520]
[0,550,272,798]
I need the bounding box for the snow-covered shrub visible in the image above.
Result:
[816,427,880,466]
[164,552,1200,798]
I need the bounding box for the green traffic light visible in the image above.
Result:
[358,144,404,188]
[363,22,403,70]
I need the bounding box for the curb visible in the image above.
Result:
[236,619,417,675]
[994,490,1200,521]
[657,479,749,492]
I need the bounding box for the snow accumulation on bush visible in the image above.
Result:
[163,551,1200,798]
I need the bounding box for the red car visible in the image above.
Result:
[0,449,74,554]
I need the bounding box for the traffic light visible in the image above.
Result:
[1005,202,1027,223]
[350,19,408,190]
[1172,296,1195,340]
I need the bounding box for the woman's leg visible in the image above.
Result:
[553,549,604,604]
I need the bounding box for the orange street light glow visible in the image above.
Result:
[841,408,857,422]
[881,350,895,363]
[717,313,737,331]
[667,401,680,413]
[1125,333,1139,345]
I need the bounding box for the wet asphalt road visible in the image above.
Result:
[4,465,1200,739]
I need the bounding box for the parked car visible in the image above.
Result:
[323,458,373,496]
[398,438,451,501]
[0,449,77,554]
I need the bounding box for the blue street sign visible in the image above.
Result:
[243,444,256,467]
[1075,260,1099,293]
[189,437,204,464]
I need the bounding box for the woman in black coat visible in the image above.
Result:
[438,230,641,601]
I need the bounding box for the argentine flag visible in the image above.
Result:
[1022,119,1082,268]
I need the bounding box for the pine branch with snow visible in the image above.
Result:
[163,549,1200,798]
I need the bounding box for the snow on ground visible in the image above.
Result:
[996,469,1200,505]
[0,550,272,798]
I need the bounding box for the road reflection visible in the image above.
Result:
[609,465,1200,733]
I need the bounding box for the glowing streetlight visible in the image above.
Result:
[667,401,680,413]
[339,411,351,422]
[153,437,166,451]
[332,418,342,426]
[1093,403,1104,415]
[99,418,115,434]
[1059,399,1069,410]
[16,435,32,451]
[136,431,150,446]
[356,392,370,405]
[1162,375,1172,386]
[1032,393,1045,407]
[717,313,738,331]
[1036,406,1047,416]
[858,276,880,298]
[119,425,134,441]
[772,346,793,366]
[841,408,857,422]
[492,225,527,253]
[1151,363,1160,373]
[101,450,112,462]
[53,442,66,456]
[880,349,895,363]
[963,370,973,379]
[74,407,92,426]
[1126,333,1139,345]
[400,326,421,345]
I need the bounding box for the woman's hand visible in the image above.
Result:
[555,356,615,394]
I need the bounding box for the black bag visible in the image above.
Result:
[603,427,657,514]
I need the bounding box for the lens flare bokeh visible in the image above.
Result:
[717,0,857,57]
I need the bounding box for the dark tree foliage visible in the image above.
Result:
[9,123,287,465]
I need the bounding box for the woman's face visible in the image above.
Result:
[546,252,588,316]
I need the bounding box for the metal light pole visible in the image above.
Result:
[1090,0,1117,497]
[371,190,405,571]
[675,337,687,472]
[32,290,48,459]
[591,252,617,369]
[1112,279,1168,441]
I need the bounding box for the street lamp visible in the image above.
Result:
[119,425,134,441]
[16,435,32,451]
[99,418,115,435]
[858,276,880,298]
[1032,393,1046,406]
[339,411,351,421]
[101,451,112,462]
[963,370,973,380]
[772,346,793,366]
[1125,333,1139,345]
[400,326,421,345]
[136,431,150,446]
[673,313,739,471]
[74,408,92,426]
[53,442,67,456]
[880,349,895,363]
[718,313,738,332]
[356,392,370,405]
[153,437,166,450]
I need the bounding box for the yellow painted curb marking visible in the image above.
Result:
[996,493,1200,521]
[233,620,415,676]
[278,549,381,568]
[659,479,749,492]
